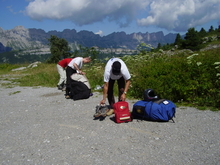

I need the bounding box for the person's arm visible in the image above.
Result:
[73,63,84,74]
[120,79,130,101]
[100,82,108,105]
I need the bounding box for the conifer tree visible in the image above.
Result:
[199,28,207,37]
[47,35,71,63]
[157,43,161,49]
[208,26,214,32]
[174,33,183,47]
[182,28,201,50]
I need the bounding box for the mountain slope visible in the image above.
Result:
[0,26,177,51]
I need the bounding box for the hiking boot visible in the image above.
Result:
[106,109,114,116]
[62,85,66,91]
[100,105,110,117]
[65,95,70,99]
[93,105,109,118]
[93,105,102,118]
[57,85,63,90]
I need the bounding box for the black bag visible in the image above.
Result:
[70,80,91,100]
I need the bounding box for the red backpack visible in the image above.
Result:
[113,101,132,123]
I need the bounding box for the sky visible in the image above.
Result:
[0,0,220,36]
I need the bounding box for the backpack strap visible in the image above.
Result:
[153,99,166,104]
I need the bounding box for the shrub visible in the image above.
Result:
[84,62,105,89]
[125,48,220,109]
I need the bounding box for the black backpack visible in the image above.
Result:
[70,80,91,100]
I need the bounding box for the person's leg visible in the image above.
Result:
[57,64,66,89]
[117,77,125,101]
[65,66,76,97]
[108,79,115,108]
[61,69,66,85]
[61,68,67,91]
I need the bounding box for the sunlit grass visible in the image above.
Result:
[14,63,58,87]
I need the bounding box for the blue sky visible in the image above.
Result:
[0,0,219,36]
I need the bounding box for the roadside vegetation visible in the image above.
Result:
[0,26,219,110]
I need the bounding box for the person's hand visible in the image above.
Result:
[79,70,85,75]
[120,93,126,101]
[100,99,105,105]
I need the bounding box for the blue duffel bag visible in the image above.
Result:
[132,89,176,122]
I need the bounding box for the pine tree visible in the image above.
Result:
[174,33,183,47]
[209,26,214,32]
[182,28,202,51]
[199,28,207,37]
[47,35,71,63]
[157,43,161,49]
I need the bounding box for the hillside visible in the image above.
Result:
[0,26,177,52]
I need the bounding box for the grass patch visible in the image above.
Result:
[12,63,58,87]
[0,63,27,75]
[9,91,21,95]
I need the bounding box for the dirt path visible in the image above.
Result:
[0,86,220,165]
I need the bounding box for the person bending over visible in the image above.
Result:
[100,58,131,108]
[56,58,72,90]
[65,57,91,99]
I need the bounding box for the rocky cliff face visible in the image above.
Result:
[0,26,47,51]
[0,26,177,51]
[0,42,12,53]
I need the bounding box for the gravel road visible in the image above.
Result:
[0,85,219,165]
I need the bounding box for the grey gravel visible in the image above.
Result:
[0,86,220,165]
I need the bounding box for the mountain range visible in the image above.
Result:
[0,26,177,53]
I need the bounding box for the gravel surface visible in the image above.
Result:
[0,86,220,165]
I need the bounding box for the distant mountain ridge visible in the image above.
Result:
[0,26,177,53]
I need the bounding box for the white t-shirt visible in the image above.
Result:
[68,57,83,71]
[104,58,131,82]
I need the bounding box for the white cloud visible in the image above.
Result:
[95,30,103,36]
[25,0,220,32]
[137,0,220,32]
[25,0,146,26]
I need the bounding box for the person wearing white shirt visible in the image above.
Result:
[65,57,91,99]
[100,58,131,108]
